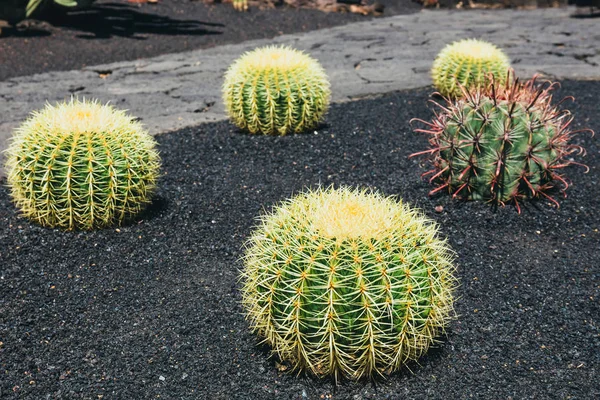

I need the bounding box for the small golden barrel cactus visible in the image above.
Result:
[5,99,161,230]
[431,39,510,98]
[223,45,331,135]
[241,186,457,381]
[232,0,248,11]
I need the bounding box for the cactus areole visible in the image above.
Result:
[5,99,161,230]
[223,45,331,135]
[411,74,591,212]
[241,187,457,381]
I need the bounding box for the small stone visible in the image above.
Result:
[435,205,444,213]
[159,375,165,381]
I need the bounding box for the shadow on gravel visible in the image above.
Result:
[570,10,600,18]
[0,27,51,37]
[8,2,224,39]
[135,194,170,224]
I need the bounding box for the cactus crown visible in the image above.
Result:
[5,98,161,230]
[237,45,314,71]
[310,189,395,239]
[241,186,457,381]
[431,39,510,98]
[223,45,331,135]
[411,73,591,212]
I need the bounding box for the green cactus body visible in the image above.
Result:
[223,45,331,135]
[241,187,457,380]
[412,75,590,211]
[431,39,510,98]
[5,99,161,230]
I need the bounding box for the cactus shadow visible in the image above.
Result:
[42,2,224,40]
[511,197,559,215]
[130,195,169,226]
[230,121,332,136]
[317,122,331,131]
[426,189,564,214]
[402,340,450,372]
[570,9,600,19]
[0,26,52,38]
[252,332,452,391]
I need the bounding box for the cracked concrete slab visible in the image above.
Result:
[0,8,598,175]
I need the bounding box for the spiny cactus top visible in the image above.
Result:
[411,74,591,212]
[223,45,331,135]
[241,187,457,381]
[431,39,510,99]
[232,0,248,11]
[5,99,161,230]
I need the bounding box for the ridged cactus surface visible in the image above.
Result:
[5,99,161,230]
[431,39,510,98]
[223,45,331,135]
[241,187,457,380]
[412,75,590,211]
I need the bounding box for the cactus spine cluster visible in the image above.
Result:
[232,0,248,11]
[241,186,457,380]
[223,45,331,135]
[411,73,590,211]
[431,39,510,99]
[5,99,161,230]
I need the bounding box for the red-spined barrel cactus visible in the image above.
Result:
[411,74,591,212]
[5,98,161,230]
[241,186,457,381]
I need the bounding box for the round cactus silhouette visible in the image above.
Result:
[241,186,457,380]
[431,38,510,98]
[223,45,331,135]
[5,98,161,230]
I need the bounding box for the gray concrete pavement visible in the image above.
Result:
[0,8,598,175]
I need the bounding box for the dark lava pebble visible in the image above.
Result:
[0,80,599,399]
[0,0,420,81]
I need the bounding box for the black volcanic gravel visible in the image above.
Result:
[0,80,599,399]
[0,0,419,81]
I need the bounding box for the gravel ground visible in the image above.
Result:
[0,0,420,81]
[0,80,598,399]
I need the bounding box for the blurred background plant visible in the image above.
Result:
[203,0,384,14]
[27,0,75,18]
[0,0,95,24]
[233,0,248,10]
